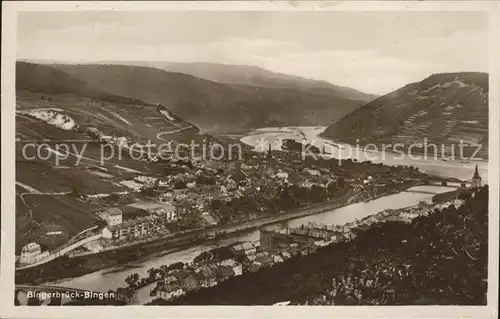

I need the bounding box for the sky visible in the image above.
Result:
[17,11,488,95]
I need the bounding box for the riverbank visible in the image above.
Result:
[156,186,487,306]
[16,181,419,286]
[240,126,489,184]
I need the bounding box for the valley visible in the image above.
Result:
[13,61,490,306]
[7,8,493,310]
[48,63,372,132]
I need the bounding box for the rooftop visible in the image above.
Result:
[104,207,122,216]
[108,215,156,231]
[127,202,175,211]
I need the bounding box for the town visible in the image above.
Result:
[16,135,440,269]
[7,7,493,314]
[16,156,483,305]
[110,171,479,305]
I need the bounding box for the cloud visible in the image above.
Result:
[17,12,488,95]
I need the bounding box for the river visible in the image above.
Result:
[51,185,453,295]
[240,126,488,184]
[51,126,488,298]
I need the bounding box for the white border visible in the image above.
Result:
[1,1,499,318]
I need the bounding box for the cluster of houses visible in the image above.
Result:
[155,259,243,300]
[125,190,472,302]
[152,222,370,301]
[100,202,178,241]
[342,197,466,235]
[153,239,318,301]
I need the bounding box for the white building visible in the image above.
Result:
[201,212,218,226]
[119,180,143,191]
[231,242,257,256]
[100,135,113,143]
[135,176,158,187]
[102,227,113,239]
[272,254,285,263]
[19,242,49,264]
[102,208,123,226]
[127,202,178,222]
[220,259,237,267]
[156,286,186,301]
[115,137,128,147]
[232,263,243,276]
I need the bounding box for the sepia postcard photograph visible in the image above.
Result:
[1,1,499,318]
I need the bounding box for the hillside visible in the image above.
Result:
[321,72,489,158]
[16,62,144,106]
[15,62,211,252]
[150,62,376,102]
[48,63,372,132]
[163,186,488,305]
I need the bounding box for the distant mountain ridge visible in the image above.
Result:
[42,62,374,132]
[321,72,489,158]
[142,61,377,102]
[16,62,146,106]
[17,61,211,143]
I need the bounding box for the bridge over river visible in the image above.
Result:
[405,180,465,195]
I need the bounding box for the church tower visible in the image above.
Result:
[471,164,482,188]
[267,143,273,169]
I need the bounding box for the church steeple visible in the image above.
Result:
[267,143,274,170]
[472,164,482,188]
[473,164,480,179]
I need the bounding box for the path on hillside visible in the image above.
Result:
[156,126,193,142]
[34,143,146,174]
[16,182,72,196]
[16,182,42,194]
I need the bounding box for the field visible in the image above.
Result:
[15,90,205,252]
[16,194,100,252]
[16,90,201,144]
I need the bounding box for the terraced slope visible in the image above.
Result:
[322,73,488,158]
[14,63,214,252]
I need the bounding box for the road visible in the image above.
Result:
[16,182,42,194]
[35,142,146,174]
[16,182,72,196]
[156,126,193,141]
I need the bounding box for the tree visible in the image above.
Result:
[337,177,346,189]
[141,187,156,197]
[327,182,338,195]
[125,273,139,288]
[108,193,121,202]
[147,267,158,280]
[211,199,223,210]
[458,191,471,201]
[174,180,187,190]
[310,185,327,203]
[167,262,184,271]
